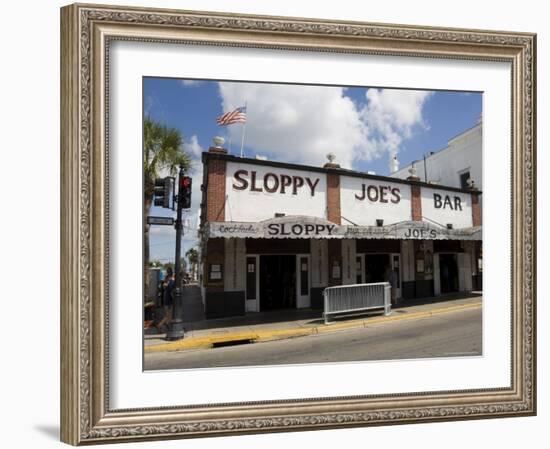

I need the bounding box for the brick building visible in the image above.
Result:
[199,143,482,319]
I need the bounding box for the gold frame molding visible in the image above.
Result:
[60,3,536,445]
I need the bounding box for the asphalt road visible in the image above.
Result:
[144,307,482,370]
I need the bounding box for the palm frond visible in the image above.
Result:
[143,118,192,185]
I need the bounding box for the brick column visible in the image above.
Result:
[325,162,341,225]
[206,147,227,222]
[324,161,342,286]
[471,192,482,226]
[410,184,422,221]
[204,147,228,317]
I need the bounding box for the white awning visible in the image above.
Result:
[205,216,481,240]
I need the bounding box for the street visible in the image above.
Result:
[144,306,481,370]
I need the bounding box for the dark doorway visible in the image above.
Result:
[364,254,390,283]
[439,253,459,293]
[259,255,296,310]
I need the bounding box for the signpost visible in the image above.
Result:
[150,167,192,341]
[147,216,175,226]
[165,165,187,341]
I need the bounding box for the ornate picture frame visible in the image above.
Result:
[60,3,536,445]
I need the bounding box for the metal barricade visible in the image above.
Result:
[323,282,391,324]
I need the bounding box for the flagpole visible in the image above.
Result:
[240,101,247,158]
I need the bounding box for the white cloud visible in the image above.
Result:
[218,82,431,169]
[219,82,367,168]
[184,134,204,159]
[180,80,202,87]
[360,88,432,159]
[183,135,205,235]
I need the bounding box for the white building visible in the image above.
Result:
[391,122,482,191]
[391,122,483,293]
[199,144,482,319]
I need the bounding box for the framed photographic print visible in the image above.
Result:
[60,3,536,445]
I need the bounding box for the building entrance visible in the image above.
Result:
[259,255,297,310]
[439,253,459,293]
[357,253,401,298]
[364,254,391,283]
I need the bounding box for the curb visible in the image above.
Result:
[144,301,482,354]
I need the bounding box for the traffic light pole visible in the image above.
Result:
[165,164,186,341]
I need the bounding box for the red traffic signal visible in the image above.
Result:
[180,176,192,209]
[180,176,192,188]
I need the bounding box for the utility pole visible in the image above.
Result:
[165,164,186,341]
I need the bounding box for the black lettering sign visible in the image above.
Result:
[218,224,257,234]
[355,184,366,201]
[250,171,262,192]
[391,187,401,204]
[367,185,379,202]
[264,173,279,193]
[356,184,401,204]
[265,222,336,237]
[232,169,249,190]
[379,186,389,203]
[231,170,321,197]
[267,223,278,235]
[403,227,438,239]
[292,176,304,195]
[434,193,464,211]
[305,177,320,196]
[454,197,462,211]
[280,175,292,194]
[280,224,291,235]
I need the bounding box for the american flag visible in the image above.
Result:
[216,106,247,126]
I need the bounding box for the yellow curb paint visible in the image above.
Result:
[145,332,260,353]
[145,301,481,354]
[256,328,314,342]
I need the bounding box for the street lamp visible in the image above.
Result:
[165,164,186,341]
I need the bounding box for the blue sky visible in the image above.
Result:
[144,77,482,264]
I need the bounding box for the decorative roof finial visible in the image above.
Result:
[323,152,340,169]
[407,163,420,181]
[213,136,225,148]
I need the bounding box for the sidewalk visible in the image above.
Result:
[144,290,482,354]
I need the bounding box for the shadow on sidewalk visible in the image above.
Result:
[145,288,482,338]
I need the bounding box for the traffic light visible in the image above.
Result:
[153,177,173,208]
[180,176,192,209]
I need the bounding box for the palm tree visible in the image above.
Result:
[185,247,199,281]
[144,118,191,293]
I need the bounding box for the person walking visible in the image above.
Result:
[156,268,175,333]
[385,264,398,307]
